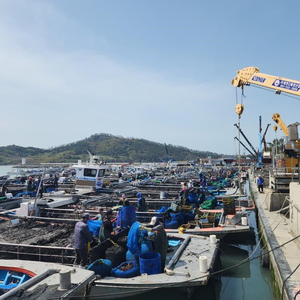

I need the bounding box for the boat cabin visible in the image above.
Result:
[72,155,108,191]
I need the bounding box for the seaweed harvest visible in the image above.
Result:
[0,218,75,264]
[0,218,74,246]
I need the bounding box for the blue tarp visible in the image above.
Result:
[87,219,102,237]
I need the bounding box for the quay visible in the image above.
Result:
[249,169,300,300]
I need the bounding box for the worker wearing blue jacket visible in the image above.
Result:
[257,175,264,193]
[137,192,146,211]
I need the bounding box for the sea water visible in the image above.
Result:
[0,165,13,176]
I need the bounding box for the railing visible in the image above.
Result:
[270,167,299,176]
[0,242,75,264]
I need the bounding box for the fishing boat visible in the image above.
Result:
[0,259,94,299]
[0,195,22,211]
[33,151,109,209]
[164,210,251,239]
[87,233,219,299]
[72,151,108,194]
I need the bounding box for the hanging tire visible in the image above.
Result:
[260,248,269,268]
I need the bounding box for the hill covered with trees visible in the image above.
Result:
[0,133,222,165]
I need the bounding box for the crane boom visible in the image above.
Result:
[234,123,258,157]
[231,67,300,96]
[272,113,289,137]
[234,137,256,158]
[261,123,271,151]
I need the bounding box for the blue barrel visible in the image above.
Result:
[120,206,136,228]
[139,252,161,275]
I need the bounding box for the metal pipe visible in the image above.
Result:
[165,236,191,271]
[234,137,256,157]
[0,268,60,300]
[234,123,258,156]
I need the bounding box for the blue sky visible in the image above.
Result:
[1,0,300,156]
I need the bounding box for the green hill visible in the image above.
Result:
[0,133,222,165]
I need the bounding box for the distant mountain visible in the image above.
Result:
[0,133,222,165]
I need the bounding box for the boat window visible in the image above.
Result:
[98,169,105,178]
[84,168,97,177]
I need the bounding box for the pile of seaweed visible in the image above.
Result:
[0,218,75,263]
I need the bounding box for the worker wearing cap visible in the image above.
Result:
[257,175,264,193]
[74,213,93,268]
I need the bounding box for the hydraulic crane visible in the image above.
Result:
[232,66,300,96]
[272,113,300,155]
[272,113,289,137]
[261,123,271,151]
[232,67,300,174]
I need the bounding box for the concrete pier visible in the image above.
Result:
[250,172,300,300]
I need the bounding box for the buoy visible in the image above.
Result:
[199,256,208,273]
[241,217,248,226]
[210,235,217,244]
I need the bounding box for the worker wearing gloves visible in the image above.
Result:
[142,218,168,272]
[74,213,93,269]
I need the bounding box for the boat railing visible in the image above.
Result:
[0,242,75,264]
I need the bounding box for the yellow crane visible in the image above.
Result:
[231,66,300,96]
[272,113,289,137]
[232,67,300,171]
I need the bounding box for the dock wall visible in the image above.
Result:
[250,172,296,300]
[289,182,300,249]
[266,192,289,212]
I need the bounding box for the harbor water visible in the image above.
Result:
[0,166,277,299]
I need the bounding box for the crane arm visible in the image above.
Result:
[231,67,300,96]
[272,113,289,137]
[261,124,271,151]
[234,137,256,158]
[234,123,258,157]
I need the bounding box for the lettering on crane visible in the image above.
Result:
[252,76,266,83]
[272,79,300,91]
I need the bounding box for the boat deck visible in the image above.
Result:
[90,234,219,299]
[0,259,94,299]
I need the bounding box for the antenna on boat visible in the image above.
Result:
[87,149,100,164]
[87,150,93,163]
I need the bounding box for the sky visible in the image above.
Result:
[1,0,300,156]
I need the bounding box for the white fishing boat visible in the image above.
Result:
[72,150,108,194]
[35,151,109,209]
[0,259,94,299]
[88,233,219,299]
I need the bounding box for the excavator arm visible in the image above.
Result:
[231,67,300,97]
